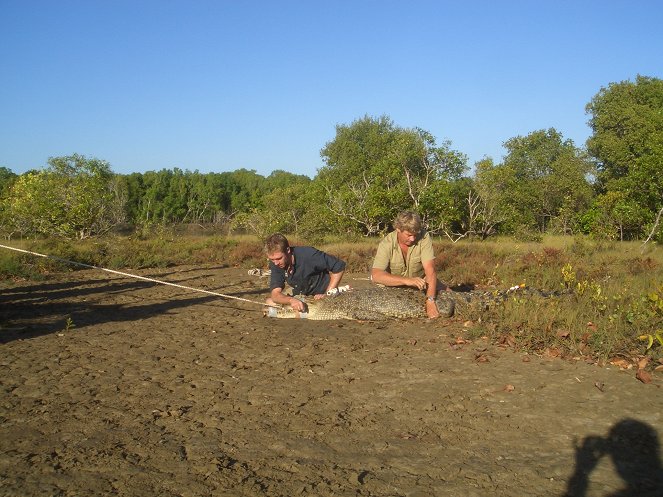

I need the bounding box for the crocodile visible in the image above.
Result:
[265,285,565,321]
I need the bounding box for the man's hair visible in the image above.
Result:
[264,233,290,254]
[393,211,422,234]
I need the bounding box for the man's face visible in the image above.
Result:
[268,249,291,269]
[396,229,418,247]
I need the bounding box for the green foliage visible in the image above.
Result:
[464,159,511,239]
[63,316,76,333]
[318,115,467,235]
[586,75,663,240]
[4,75,663,246]
[493,129,595,235]
[0,166,18,238]
[637,288,663,350]
[0,166,17,187]
[122,167,281,229]
[226,169,268,212]
[4,155,123,239]
[585,190,651,240]
[0,250,44,281]
[263,170,311,192]
[639,330,663,350]
[318,115,408,234]
[230,177,325,239]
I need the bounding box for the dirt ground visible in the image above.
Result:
[1,265,662,497]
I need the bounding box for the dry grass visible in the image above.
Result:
[1,233,662,367]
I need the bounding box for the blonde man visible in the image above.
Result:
[371,211,449,318]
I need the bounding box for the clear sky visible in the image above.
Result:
[1,0,661,178]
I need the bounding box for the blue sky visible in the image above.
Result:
[1,1,661,178]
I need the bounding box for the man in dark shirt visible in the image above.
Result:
[265,233,346,312]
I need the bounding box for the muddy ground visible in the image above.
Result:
[1,265,662,497]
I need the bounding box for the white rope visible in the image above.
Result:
[0,243,275,308]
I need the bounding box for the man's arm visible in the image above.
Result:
[268,265,306,310]
[325,270,345,293]
[314,269,345,300]
[423,259,438,298]
[311,249,346,298]
[371,267,427,290]
[422,258,440,318]
[270,287,306,312]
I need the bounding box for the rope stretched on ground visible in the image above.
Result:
[0,243,274,308]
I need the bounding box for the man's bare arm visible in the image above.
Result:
[422,259,440,318]
[371,268,427,291]
[422,259,438,298]
[325,271,344,293]
[270,288,305,311]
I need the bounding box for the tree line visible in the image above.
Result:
[1,75,661,243]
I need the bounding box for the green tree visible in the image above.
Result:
[586,190,651,241]
[119,168,271,229]
[230,172,337,239]
[121,172,146,225]
[465,158,515,239]
[183,171,217,224]
[136,169,172,225]
[586,75,663,239]
[206,172,239,225]
[403,129,468,233]
[318,115,467,235]
[500,129,594,234]
[163,168,190,222]
[222,169,267,213]
[0,166,17,191]
[264,170,311,192]
[5,154,124,239]
[0,166,18,238]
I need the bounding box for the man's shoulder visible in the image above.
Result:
[269,261,285,276]
[268,262,285,289]
[418,231,432,243]
[379,230,398,245]
[293,246,318,256]
[415,231,435,259]
[373,231,397,261]
[292,245,327,262]
[412,231,433,248]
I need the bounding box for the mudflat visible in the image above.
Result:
[1,266,662,496]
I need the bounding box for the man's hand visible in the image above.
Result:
[289,297,306,312]
[408,277,427,291]
[313,293,325,300]
[426,298,440,318]
[371,269,428,292]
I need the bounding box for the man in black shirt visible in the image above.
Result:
[265,233,346,312]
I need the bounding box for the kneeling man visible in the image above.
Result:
[265,233,346,312]
[371,211,449,318]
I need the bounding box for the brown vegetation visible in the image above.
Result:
[1,234,662,369]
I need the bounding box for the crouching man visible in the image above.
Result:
[265,233,346,312]
[371,211,451,318]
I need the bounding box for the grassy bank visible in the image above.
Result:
[1,234,662,368]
